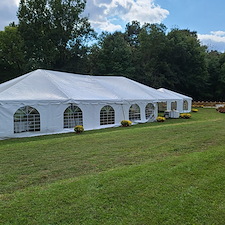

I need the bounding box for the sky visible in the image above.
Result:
[0,0,225,52]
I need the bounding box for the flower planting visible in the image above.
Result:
[74,125,84,133]
[192,108,198,112]
[180,113,191,119]
[156,116,166,122]
[192,104,204,108]
[121,120,132,127]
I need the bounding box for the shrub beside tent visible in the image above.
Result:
[0,70,192,139]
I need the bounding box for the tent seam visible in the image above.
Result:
[42,70,72,100]
[90,76,124,102]
[127,78,169,102]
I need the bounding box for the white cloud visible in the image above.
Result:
[90,20,122,32]
[1,0,169,32]
[210,31,225,37]
[13,0,20,6]
[120,0,169,24]
[198,31,225,52]
[0,0,18,30]
[85,0,169,32]
[198,34,225,43]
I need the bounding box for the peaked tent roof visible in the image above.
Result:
[0,69,179,103]
[157,88,192,100]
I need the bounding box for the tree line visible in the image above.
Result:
[0,0,225,101]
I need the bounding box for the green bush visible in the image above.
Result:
[121,120,132,127]
[74,125,84,133]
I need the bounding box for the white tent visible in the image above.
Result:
[157,88,192,113]
[0,69,180,139]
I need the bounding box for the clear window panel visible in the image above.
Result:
[100,105,115,125]
[14,106,40,133]
[171,101,177,110]
[64,105,83,128]
[145,103,154,120]
[183,100,188,110]
[129,104,141,121]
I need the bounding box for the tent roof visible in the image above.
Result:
[0,69,178,103]
[157,88,192,100]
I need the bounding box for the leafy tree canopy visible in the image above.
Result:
[17,0,95,70]
[0,25,25,83]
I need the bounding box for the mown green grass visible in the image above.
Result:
[1,108,225,224]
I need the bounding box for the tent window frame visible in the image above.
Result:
[129,104,141,121]
[64,104,83,128]
[14,106,40,133]
[145,103,155,120]
[183,100,188,110]
[171,101,177,110]
[100,105,115,125]
[158,102,167,112]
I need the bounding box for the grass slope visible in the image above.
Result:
[1,108,225,224]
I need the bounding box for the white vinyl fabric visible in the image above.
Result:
[0,70,175,102]
[0,69,183,139]
[157,88,192,113]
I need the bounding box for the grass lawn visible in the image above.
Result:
[1,108,225,224]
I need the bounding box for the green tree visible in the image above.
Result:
[17,0,95,71]
[0,25,25,83]
[218,62,225,100]
[89,32,134,77]
[214,52,225,100]
[205,51,221,100]
[138,23,173,87]
[124,21,144,82]
[124,21,141,48]
[167,29,208,99]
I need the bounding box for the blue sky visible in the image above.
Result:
[1,0,225,52]
[156,0,225,34]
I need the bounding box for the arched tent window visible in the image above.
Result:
[129,104,141,121]
[145,103,155,120]
[64,105,83,128]
[171,101,177,110]
[100,105,115,125]
[183,100,188,110]
[158,102,167,112]
[14,106,40,133]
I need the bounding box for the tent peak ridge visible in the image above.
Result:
[42,70,72,99]
[39,69,92,78]
[158,87,192,100]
